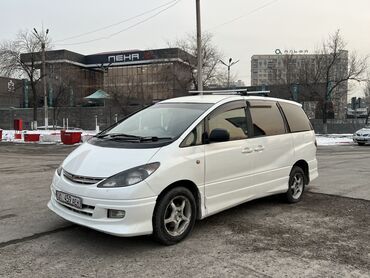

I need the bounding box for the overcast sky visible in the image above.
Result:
[1,0,369,95]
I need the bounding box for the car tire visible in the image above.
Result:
[153,187,196,245]
[358,142,365,146]
[285,166,306,203]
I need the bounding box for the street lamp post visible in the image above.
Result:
[220,58,239,88]
[33,28,49,129]
[196,0,203,93]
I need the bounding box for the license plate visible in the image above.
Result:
[56,190,82,209]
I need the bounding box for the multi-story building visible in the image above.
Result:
[21,48,194,108]
[0,48,195,129]
[251,51,349,119]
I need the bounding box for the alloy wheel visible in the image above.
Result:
[290,173,304,199]
[164,196,192,237]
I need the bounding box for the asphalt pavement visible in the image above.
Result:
[0,143,369,277]
[309,145,370,200]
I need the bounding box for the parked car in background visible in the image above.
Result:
[353,126,370,145]
[48,93,318,245]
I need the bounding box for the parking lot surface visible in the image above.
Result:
[310,145,370,201]
[0,143,369,277]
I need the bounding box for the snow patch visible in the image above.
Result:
[316,134,354,146]
[0,129,97,143]
[1,129,355,146]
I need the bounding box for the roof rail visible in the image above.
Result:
[188,89,270,96]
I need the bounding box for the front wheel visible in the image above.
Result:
[285,166,306,203]
[153,187,196,245]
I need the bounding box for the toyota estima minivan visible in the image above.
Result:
[48,93,318,245]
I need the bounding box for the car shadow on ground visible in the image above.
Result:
[56,194,288,249]
[51,192,370,272]
[56,193,303,248]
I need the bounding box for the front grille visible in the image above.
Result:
[59,203,93,217]
[84,204,95,210]
[63,170,104,185]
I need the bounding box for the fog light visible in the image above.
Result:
[108,209,126,219]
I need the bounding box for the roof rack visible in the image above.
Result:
[188,89,270,96]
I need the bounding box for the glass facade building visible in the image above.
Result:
[20,48,195,109]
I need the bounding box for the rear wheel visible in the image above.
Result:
[153,187,196,245]
[285,166,306,203]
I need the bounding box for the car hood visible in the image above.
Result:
[62,142,161,178]
[356,128,370,135]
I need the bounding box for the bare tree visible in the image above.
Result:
[0,29,52,125]
[168,32,228,90]
[364,75,370,105]
[363,75,370,124]
[274,54,299,99]
[318,31,366,131]
[105,73,144,116]
[51,75,77,128]
[275,30,367,132]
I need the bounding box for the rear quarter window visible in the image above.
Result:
[279,102,312,132]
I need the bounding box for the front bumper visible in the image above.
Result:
[353,137,370,143]
[48,185,156,237]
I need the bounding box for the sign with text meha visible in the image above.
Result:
[85,50,159,66]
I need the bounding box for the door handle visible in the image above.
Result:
[242,147,253,154]
[254,145,264,152]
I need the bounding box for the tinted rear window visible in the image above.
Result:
[279,102,312,132]
[249,100,286,136]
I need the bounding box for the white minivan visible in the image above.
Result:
[48,94,318,245]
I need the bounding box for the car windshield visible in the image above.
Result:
[101,102,212,139]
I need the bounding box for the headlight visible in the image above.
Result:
[97,162,160,188]
[56,165,63,176]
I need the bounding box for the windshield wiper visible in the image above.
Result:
[96,133,172,142]
[96,133,141,139]
[139,136,173,142]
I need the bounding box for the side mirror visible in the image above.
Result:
[209,128,230,143]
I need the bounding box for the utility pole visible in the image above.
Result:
[33,28,49,129]
[196,0,203,93]
[220,58,239,88]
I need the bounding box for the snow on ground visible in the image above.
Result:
[0,129,356,146]
[315,134,354,146]
[0,129,97,143]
